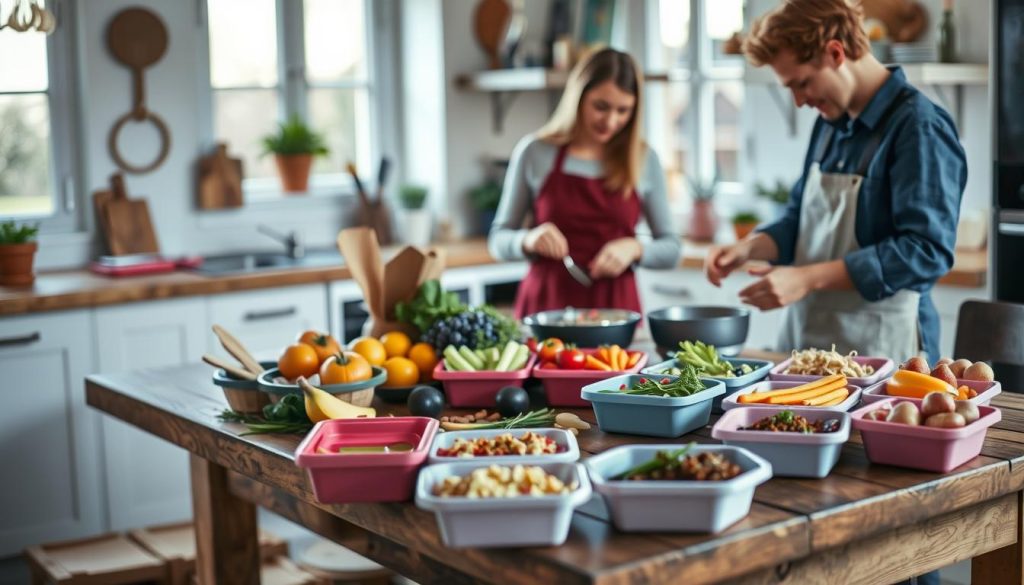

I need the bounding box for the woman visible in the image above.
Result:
[488,48,681,319]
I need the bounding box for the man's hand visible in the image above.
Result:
[737,265,813,310]
[705,242,751,287]
[589,237,642,279]
[522,222,569,260]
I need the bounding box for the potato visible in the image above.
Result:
[963,362,995,382]
[887,402,921,426]
[865,408,891,421]
[902,356,930,374]
[954,401,980,424]
[949,359,973,378]
[935,357,954,367]
[930,364,958,388]
[921,391,956,417]
[924,412,966,428]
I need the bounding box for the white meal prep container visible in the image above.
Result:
[583,445,772,533]
[415,461,592,548]
[427,428,580,465]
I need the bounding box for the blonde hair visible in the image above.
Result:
[743,0,870,67]
[537,48,644,195]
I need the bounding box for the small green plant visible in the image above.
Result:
[686,173,718,201]
[399,185,428,209]
[0,221,39,244]
[261,115,329,157]
[732,211,761,224]
[469,180,502,211]
[756,180,791,205]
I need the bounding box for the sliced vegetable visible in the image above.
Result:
[459,345,485,370]
[737,374,845,404]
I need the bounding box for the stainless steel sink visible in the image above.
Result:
[192,248,343,275]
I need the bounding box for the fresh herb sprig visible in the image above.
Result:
[218,394,312,436]
[440,408,557,431]
[602,364,706,397]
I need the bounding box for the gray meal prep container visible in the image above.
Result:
[642,357,773,413]
[584,445,772,533]
[415,461,592,548]
[581,374,725,438]
[711,406,851,478]
[427,428,580,465]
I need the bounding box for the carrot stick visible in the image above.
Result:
[585,355,612,371]
[608,345,622,369]
[737,374,845,404]
[819,395,847,406]
[766,379,848,405]
[618,348,629,370]
[626,351,642,369]
[598,346,611,365]
[801,387,849,406]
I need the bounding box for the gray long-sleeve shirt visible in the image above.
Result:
[487,135,682,268]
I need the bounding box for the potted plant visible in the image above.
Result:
[756,180,791,221]
[732,211,761,241]
[0,221,40,286]
[399,185,431,246]
[686,175,719,243]
[261,115,329,193]
[469,180,502,235]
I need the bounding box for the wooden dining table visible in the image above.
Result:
[85,354,1024,585]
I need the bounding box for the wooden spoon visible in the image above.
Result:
[202,354,257,381]
[211,324,265,375]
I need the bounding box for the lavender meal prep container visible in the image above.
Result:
[769,356,894,387]
[711,406,850,478]
[860,378,1003,407]
[642,357,773,413]
[583,445,772,533]
[720,381,863,413]
[851,398,1001,473]
[415,461,592,548]
[581,374,725,438]
[427,428,580,465]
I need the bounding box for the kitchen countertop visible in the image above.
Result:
[0,239,987,316]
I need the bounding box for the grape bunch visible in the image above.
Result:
[421,308,520,352]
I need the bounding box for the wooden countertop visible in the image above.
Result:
[0,239,987,316]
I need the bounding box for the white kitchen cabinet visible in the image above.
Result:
[0,310,102,557]
[94,298,207,531]
[207,284,328,361]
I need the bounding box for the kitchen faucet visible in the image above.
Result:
[257,224,304,259]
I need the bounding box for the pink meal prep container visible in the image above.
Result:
[860,377,1002,407]
[295,417,439,503]
[532,349,648,407]
[769,356,894,387]
[432,354,537,408]
[850,398,1001,473]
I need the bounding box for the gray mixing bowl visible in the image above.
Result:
[647,306,750,356]
[522,308,641,348]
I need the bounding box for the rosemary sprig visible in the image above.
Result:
[439,408,557,431]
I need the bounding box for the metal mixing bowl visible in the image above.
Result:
[646,306,751,356]
[522,308,642,348]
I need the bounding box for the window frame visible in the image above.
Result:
[196,0,398,201]
[0,0,85,233]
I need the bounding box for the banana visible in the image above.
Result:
[297,377,376,422]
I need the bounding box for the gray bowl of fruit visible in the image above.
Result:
[522,308,641,348]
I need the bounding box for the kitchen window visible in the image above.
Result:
[644,0,745,204]
[0,0,81,232]
[201,0,394,201]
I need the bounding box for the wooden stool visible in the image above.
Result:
[25,532,167,585]
[296,540,393,585]
[129,521,288,585]
[188,556,329,585]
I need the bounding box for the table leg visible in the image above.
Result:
[973,490,1024,584]
[191,453,260,585]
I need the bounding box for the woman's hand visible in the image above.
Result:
[704,241,751,287]
[589,238,642,279]
[522,222,569,260]
[738,265,812,310]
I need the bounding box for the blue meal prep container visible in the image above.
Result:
[581,374,725,438]
[642,357,773,414]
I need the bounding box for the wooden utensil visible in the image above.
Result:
[383,247,426,320]
[92,189,115,254]
[211,325,265,375]
[104,173,160,255]
[202,354,257,381]
[107,8,171,174]
[348,161,393,246]
[197,143,243,209]
[474,0,512,69]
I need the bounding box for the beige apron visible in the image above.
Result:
[778,91,921,364]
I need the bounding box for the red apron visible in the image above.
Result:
[514,145,643,318]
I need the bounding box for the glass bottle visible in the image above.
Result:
[939,5,956,63]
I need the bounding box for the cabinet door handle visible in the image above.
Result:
[651,284,693,298]
[0,332,42,347]
[243,307,298,321]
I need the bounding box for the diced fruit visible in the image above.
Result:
[930,364,958,388]
[963,362,995,382]
[349,336,387,366]
[381,331,412,358]
[319,352,372,385]
[278,343,321,380]
[382,356,419,387]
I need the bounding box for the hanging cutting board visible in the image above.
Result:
[197,143,243,209]
[474,0,511,69]
[104,173,160,255]
[92,189,116,254]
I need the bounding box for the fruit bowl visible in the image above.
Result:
[257,366,387,406]
[211,359,276,414]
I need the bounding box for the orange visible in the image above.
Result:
[278,343,320,380]
[380,331,412,358]
[349,336,387,366]
[408,342,439,381]
[382,356,419,388]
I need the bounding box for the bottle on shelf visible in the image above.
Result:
[938,0,957,63]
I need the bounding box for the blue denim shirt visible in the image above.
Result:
[759,67,968,361]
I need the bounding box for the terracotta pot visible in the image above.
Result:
[733,222,758,241]
[274,154,314,193]
[0,241,38,286]
[687,200,718,243]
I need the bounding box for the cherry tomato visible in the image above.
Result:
[558,346,586,370]
[538,338,564,363]
[525,337,538,353]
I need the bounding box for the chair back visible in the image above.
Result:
[953,300,1024,392]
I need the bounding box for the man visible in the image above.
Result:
[705,0,967,367]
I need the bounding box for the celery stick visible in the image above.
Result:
[508,344,530,371]
[494,340,519,371]
[443,345,475,371]
[459,346,485,370]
